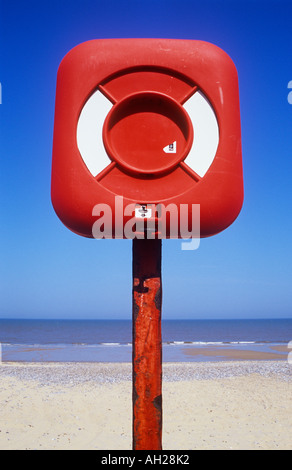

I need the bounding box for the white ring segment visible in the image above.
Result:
[77,90,113,177]
[76,88,218,179]
[183,91,219,177]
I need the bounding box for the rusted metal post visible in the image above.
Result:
[132,238,162,450]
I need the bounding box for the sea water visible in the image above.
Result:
[0,318,291,362]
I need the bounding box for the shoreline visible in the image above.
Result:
[1,341,289,363]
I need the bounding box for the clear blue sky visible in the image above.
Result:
[0,0,291,320]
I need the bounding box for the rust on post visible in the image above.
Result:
[132,238,162,450]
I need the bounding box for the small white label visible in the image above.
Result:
[135,205,152,218]
[163,141,177,154]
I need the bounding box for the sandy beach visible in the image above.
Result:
[0,360,291,450]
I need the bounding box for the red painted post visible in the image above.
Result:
[132,238,162,450]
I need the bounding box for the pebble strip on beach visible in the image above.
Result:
[0,361,291,386]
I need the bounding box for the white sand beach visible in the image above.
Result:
[0,361,291,450]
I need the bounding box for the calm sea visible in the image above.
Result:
[0,319,291,362]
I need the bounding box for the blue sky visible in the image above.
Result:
[0,0,291,320]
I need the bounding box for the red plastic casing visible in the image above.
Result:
[51,38,243,239]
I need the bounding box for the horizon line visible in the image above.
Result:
[0,317,291,322]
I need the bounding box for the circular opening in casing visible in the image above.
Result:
[103,91,193,176]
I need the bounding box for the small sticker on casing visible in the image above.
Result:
[163,141,177,154]
[135,205,152,218]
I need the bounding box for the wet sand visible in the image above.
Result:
[182,346,288,361]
